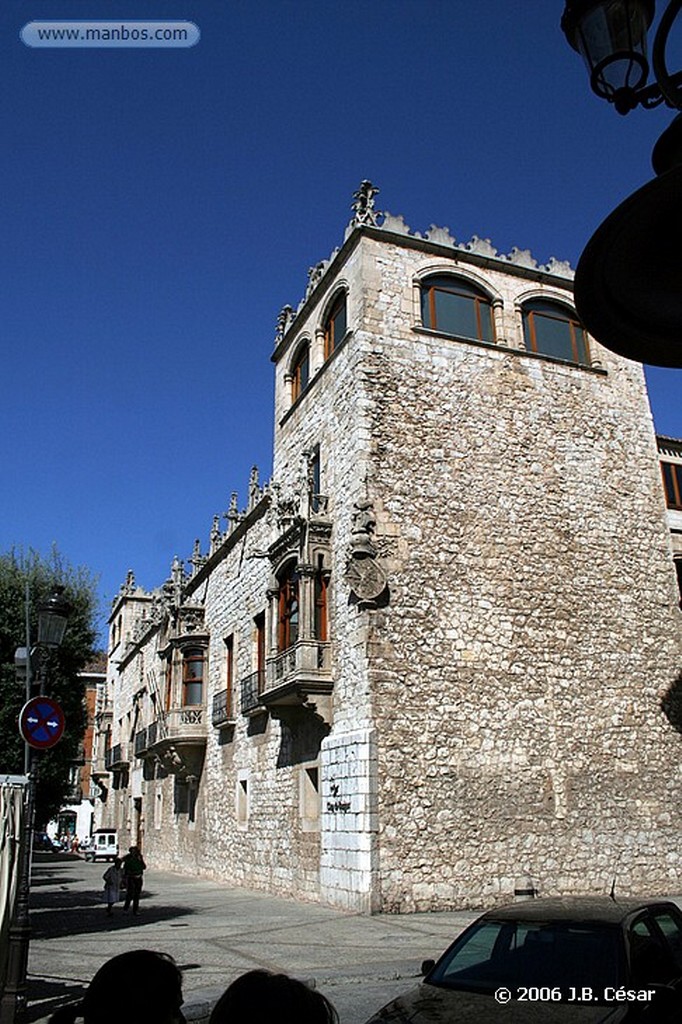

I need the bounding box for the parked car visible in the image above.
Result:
[33,832,60,852]
[365,897,682,1022]
[83,828,119,862]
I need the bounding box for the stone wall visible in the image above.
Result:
[353,235,682,910]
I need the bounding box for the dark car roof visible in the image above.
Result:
[482,896,679,925]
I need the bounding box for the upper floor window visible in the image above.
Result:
[661,462,682,509]
[182,647,205,706]
[291,343,310,402]
[277,563,299,652]
[314,562,328,642]
[522,300,590,365]
[420,274,495,343]
[323,293,347,359]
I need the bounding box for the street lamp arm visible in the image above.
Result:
[652,0,682,109]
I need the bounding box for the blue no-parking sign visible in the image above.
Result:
[18,696,65,750]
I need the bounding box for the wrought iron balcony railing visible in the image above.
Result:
[212,688,234,727]
[240,669,265,715]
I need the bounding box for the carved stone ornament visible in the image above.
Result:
[345,557,387,603]
[350,499,377,557]
[275,304,294,344]
[350,180,381,228]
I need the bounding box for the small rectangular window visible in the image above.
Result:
[662,462,682,509]
[237,775,249,826]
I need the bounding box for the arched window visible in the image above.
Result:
[182,647,205,706]
[291,343,310,402]
[420,275,495,343]
[277,563,299,652]
[522,300,590,365]
[323,292,347,359]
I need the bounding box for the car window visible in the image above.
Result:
[430,920,623,1000]
[649,910,682,971]
[629,917,677,985]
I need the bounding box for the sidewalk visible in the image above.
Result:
[27,854,478,1024]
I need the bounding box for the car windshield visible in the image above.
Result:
[428,919,625,1001]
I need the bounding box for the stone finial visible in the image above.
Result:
[248,465,260,509]
[275,304,294,345]
[210,515,221,552]
[350,180,381,227]
[121,569,136,595]
[190,539,206,576]
[306,261,327,298]
[225,491,240,531]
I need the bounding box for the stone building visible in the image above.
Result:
[95,184,682,912]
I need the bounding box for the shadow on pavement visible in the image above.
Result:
[27,978,87,1024]
[31,897,195,939]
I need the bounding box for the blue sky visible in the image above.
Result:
[1,0,680,643]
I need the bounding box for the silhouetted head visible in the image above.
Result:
[49,950,184,1024]
[209,970,338,1024]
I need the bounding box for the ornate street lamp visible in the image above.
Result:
[37,588,71,650]
[561,1,682,367]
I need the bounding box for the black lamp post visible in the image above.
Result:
[561,0,682,367]
[0,588,70,1024]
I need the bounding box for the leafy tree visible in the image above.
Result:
[0,548,99,825]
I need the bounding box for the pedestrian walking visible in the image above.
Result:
[47,949,185,1024]
[122,845,146,914]
[209,970,338,1024]
[102,857,123,916]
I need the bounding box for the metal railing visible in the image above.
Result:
[134,728,148,756]
[212,688,233,727]
[240,670,265,714]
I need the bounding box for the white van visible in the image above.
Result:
[85,829,118,862]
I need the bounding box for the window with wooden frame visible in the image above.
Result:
[314,557,328,642]
[277,563,300,652]
[225,634,234,717]
[522,300,590,365]
[182,647,205,706]
[165,655,173,711]
[420,274,495,343]
[323,292,347,359]
[661,461,682,509]
[291,343,310,402]
[254,612,266,693]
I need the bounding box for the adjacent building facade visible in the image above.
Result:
[94,184,682,912]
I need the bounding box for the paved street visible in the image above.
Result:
[27,853,478,1024]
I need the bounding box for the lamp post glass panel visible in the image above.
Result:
[0,589,70,1024]
[561,0,682,368]
[562,0,654,110]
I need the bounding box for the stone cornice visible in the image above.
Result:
[184,494,271,595]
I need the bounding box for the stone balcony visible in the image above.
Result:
[104,743,129,770]
[263,640,333,720]
[145,706,207,779]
